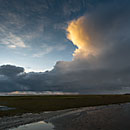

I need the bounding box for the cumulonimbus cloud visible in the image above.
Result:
[61,0,130,71]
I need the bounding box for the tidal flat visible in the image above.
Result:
[1,103,130,130]
[0,94,130,117]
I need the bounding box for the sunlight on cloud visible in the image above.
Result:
[0,91,79,96]
[66,16,99,59]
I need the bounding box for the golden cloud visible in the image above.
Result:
[66,16,99,59]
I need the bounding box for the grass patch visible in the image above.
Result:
[0,94,130,117]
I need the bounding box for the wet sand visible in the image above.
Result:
[51,103,130,130]
[0,108,78,130]
[1,103,130,130]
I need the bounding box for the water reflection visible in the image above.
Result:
[0,106,15,111]
[9,121,54,130]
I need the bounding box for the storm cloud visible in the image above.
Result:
[0,0,130,94]
[50,0,130,93]
[0,65,24,77]
[57,0,130,71]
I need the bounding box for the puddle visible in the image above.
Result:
[9,121,54,130]
[0,106,15,111]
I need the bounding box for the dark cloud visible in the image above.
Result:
[0,65,24,77]
[49,0,130,93]
[0,64,130,93]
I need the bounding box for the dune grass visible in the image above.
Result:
[0,94,130,117]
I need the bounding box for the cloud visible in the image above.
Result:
[66,16,100,59]
[0,10,27,49]
[6,33,26,48]
[62,0,88,18]
[33,44,66,58]
[0,1,130,94]
[51,0,130,93]
[0,31,27,48]
[32,47,53,58]
[0,91,78,96]
[0,0,88,64]
[0,75,8,81]
[0,65,24,77]
[55,0,130,71]
[0,64,130,94]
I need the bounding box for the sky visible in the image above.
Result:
[0,0,130,94]
[0,0,89,72]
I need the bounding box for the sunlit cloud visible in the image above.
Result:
[0,91,79,96]
[66,16,100,59]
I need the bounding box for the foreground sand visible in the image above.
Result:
[51,103,130,130]
[1,103,130,130]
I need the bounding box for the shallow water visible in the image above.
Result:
[0,106,15,111]
[9,121,54,130]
